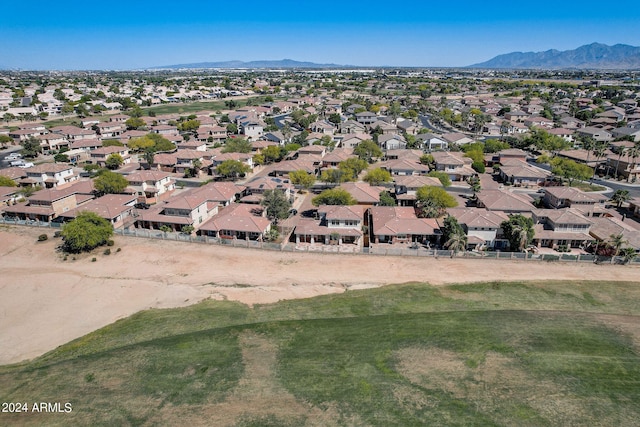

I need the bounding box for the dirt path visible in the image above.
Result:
[1,226,638,365]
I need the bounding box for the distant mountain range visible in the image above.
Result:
[153,59,344,69]
[468,43,640,70]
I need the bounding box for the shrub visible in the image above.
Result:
[116,247,121,253]
[37,234,48,242]
[103,248,111,255]
[91,257,97,262]
[106,239,115,246]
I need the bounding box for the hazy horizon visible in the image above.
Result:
[2,0,640,71]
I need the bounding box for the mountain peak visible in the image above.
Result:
[469,43,640,70]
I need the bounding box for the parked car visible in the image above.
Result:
[18,162,34,168]
[10,159,25,167]
[4,153,22,161]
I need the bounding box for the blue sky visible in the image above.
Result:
[2,0,640,70]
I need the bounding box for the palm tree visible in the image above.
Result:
[445,230,468,257]
[592,141,608,180]
[610,189,631,208]
[619,247,637,265]
[609,233,629,263]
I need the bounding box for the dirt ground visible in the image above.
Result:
[1,226,638,365]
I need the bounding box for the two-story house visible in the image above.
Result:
[137,190,219,232]
[294,204,365,246]
[90,146,131,167]
[431,151,474,181]
[23,164,78,188]
[125,170,176,204]
[531,208,593,250]
[446,208,510,250]
[198,203,272,241]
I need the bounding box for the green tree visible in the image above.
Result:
[484,139,510,153]
[320,168,349,184]
[222,137,252,153]
[260,189,291,224]
[550,157,592,185]
[415,186,457,218]
[21,136,42,158]
[328,113,342,126]
[379,190,396,206]
[261,145,282,163]
[0,134,12,148]
[226,123,238,134]
[501,214,535,252]
[353,139,383,163]
[178,119,200,132]
[338,157,368,181]
[289,170,316,191]
[125,117,145,130]
[610,189,631,208]
[143,149,155,169]
[61,212,113,253]
[420,154,434,166]
[312,188,357,206]
[105,153,124,170]
[93,170,128,195]
[54,153,69,163]
[427,171,451,187]
[0,175,17,187]
[363,168,392,185]
[216,159,250,180]
[441,215,464,244]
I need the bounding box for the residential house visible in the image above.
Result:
[576,127,612,142]
[442,132,474,146]
[431,151,475,181]
[22,164,79,188]
[498,160,552,187]
[125,170,176,204]
[589,216,640,251]
[294,204,365,246]
[542,186,608,216]
[198,203,272,241]
[56,194,137,229]
[378,134,407,150]
[415,133,448,151]
[504,111,529,122]
[394,175,443,206]
[193,182,246,206]
[2,180,94,222]
[36,133,69,153]
[547,128,575,143]
[90,146,131,167]
[242,176,294,204]
[339,182,385,206]
[447,207,510,250]
[321,148,355,168]
[355,111,377,125]
[531,208,594,250]
[369,120,397,135]
[339,133,370,149]
[339,120,367,134]
[137,189,219,231]
[50,125,97,141]
[476,189,534,214]
[611,126,640,142]
[96,122,126,138]
[369,206,440,245]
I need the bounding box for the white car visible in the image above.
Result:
[18,162,34,168]
[4,153,22,161]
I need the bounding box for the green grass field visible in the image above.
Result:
[1,280,640,426]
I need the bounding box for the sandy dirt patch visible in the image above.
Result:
[1,226,639,364]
